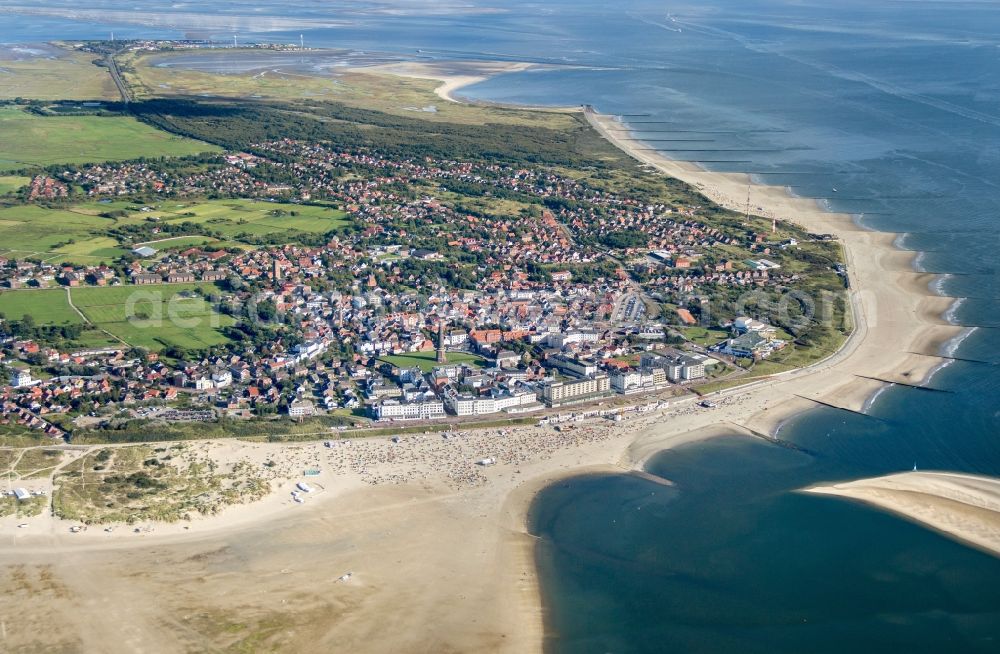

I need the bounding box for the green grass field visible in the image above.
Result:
[0,284,233,351]
[141,199,350,239]
[71,284,234,351]
[0,106,220,171]
[0,288,81,324]
[0,175,30,194]
[0,199,346,264]
[135,235,223,251]
[0,288,124,348]
[379,351,485,373]
[0,47,119,101]
[0,204,127,263]
[677,326,730,347]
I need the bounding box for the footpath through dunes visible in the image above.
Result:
[584,108,963,435]
[805,472,1000,558]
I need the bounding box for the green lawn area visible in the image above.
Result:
[0,288,81,324]
[0,198,345,265]
[70,284,234,351]
[0,175,30,194]
[135,235,224,252]
[0,106,220,171]
[678,326,730,347]
[143,200,350,239]
[379,351,485,372]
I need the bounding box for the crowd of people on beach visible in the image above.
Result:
[210,392,755,495]
[176,386,768,499]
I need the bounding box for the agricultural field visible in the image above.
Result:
[71,284,234,351]
[0,45,118,101]
[379,351,485,372]
[52,444,272,524]
[0,106,220,171]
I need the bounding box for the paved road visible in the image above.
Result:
[106,54,131,104]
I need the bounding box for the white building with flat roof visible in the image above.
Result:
[375,398,445,421]
[288,400,316,418]
[12,369,32,388]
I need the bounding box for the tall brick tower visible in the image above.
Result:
[436,319,447,363]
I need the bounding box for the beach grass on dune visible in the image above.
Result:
[52,444,271,524]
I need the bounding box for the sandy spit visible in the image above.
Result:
[806,472,1000,558]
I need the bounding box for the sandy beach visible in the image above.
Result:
[806,472,1000,557]
[0,85,981,652]
[351,60,541,103]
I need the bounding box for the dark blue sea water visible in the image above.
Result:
[3,1,1000,650]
